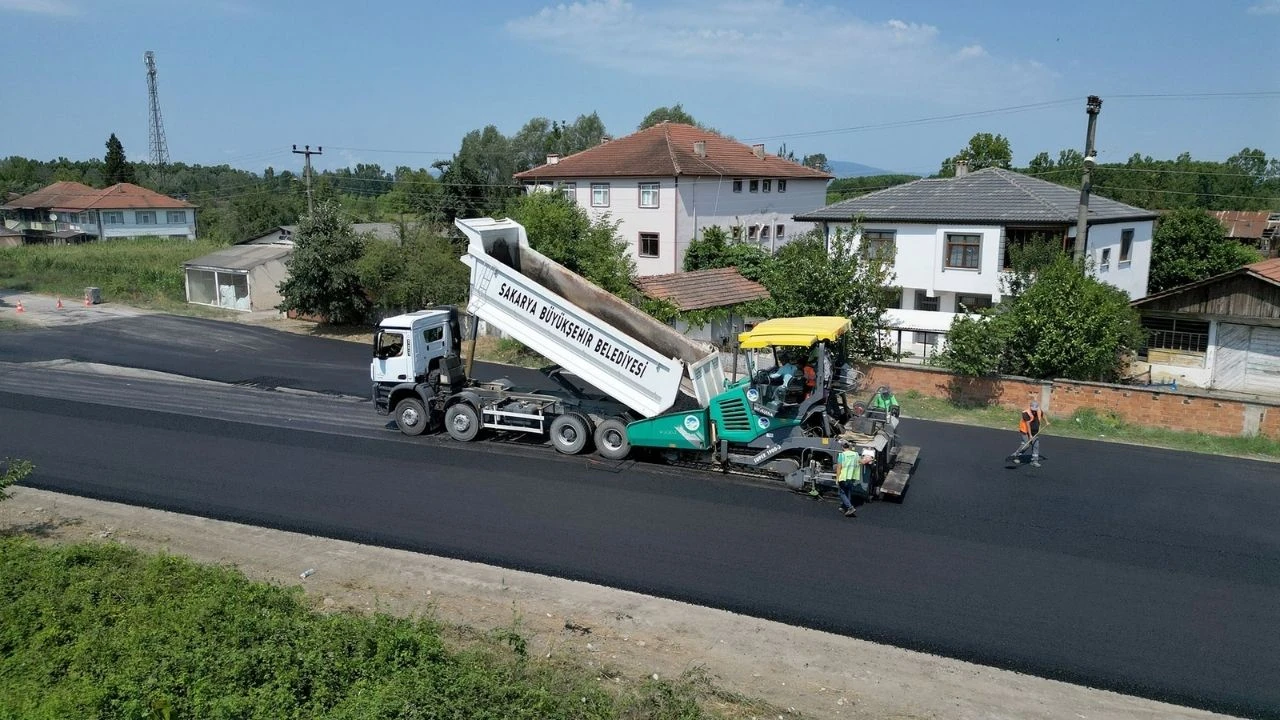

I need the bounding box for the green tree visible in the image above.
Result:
[1149,208,1261,293]
[1001,232,1066,297]
[277,200,371,324]
[939,132,1013,177]
[759,228,898,361]
[357,225,468,314]
[940,256,1144,381]
[682,225,771,281]
[826,174,919,204]
[508,191,635,295]
[433,125,518,221]
[638,103,701,130]
[801,153,831,173]
[103,133,137,185]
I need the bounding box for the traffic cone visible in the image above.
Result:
[56,296,64,309]
[15,299,23,313]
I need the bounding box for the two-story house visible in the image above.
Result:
[1,181,197,242]
[513,122,832,277]
[794,166,1159,357]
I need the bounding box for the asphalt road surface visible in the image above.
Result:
[1,316,1278,718]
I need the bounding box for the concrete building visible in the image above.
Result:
[1,181,197,242]
[513,123,832,276]
[795,166,1159,359]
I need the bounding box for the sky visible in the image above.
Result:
[0,0,1277,177]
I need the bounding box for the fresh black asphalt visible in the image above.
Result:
[2,315,1278,718]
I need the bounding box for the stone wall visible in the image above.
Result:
[858,363,1279,439]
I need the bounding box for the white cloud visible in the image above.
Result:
[0,0,78,16]
[1247,0,1280,14]
[506,0,1057,105]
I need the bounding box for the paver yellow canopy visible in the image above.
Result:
[737,316,850,349]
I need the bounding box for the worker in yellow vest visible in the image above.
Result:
[833,440,872,518]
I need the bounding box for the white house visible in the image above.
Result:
[513,122,832,277]
[794,166,1159,358]
[1,181,197,242]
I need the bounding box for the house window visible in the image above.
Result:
[762,179,772,193]
[945,233,981,269]
[166,210,187,224]
[1100,247,1111,271]
[884,289,903,309]
[778,179,787,193]
[591,183,610,207]
[775,224,785,240]
[731,226,742,241]
[639,232,659,258]
[732,179,743,193]
[1140,316,1209,356]
[639,182,660,208]
[1120,229,1134,263]
[136,211,156,225]
[749,179,759,193]
[915,291,940,312]
[748,225,759,241]
[102,211,123,224]
[559,182,576,200]
[956,294,993,311]
[862,230,895,261]
[760,225,770,241]
[915,331,941,346]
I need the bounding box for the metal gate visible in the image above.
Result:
[1213,323,1280,395]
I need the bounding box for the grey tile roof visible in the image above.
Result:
[794,167,1159,224]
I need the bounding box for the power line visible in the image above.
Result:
[741,99,1078,142]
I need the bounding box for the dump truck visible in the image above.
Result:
[371,217,919,503]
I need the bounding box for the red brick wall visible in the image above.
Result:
[858,362,1280,439]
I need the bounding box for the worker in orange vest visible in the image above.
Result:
[1012,400,1047,467]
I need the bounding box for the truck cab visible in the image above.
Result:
[371,308,464,432]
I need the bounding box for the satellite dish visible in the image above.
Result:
[48,213,58,221]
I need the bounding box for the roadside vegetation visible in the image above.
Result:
[0,238,220,310]
[0,537,765,719]
[899,390,1280,461]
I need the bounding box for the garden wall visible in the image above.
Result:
[859,363,1280,439]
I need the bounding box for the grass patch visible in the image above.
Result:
[902,395,1280,460]
[0,537,740,719]
[0,238,224,308]
[0,316,28,332]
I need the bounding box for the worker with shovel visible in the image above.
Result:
[1010,400,1046,467]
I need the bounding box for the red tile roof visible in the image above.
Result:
[514,123,833,181]
[1247,257,1280,284]
[1,181,194,211]
[633,266,770,311]
[1211,210,1273,240]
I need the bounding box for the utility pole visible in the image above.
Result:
[292,144,323,215]
[1074,95,1102,262]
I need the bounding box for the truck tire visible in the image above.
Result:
[550,414,590,455]
[594,417,630,461]
[394,397,430,437]
[445,403,481,442]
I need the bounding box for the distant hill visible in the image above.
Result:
[827,160,900,178]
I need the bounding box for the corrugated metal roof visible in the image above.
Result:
[633,266,769,311]
[1,181,195,211]
[515,123,832,181]
[184,243,292,272]
[1210,210,1273,240]
[795,167,1158,224]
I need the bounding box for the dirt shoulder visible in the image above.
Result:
[0,488,1233,720]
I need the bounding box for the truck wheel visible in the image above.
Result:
[445,403,481,442]
[394,397,429,437]
[550,414,590,455]
[594,418,630,461]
